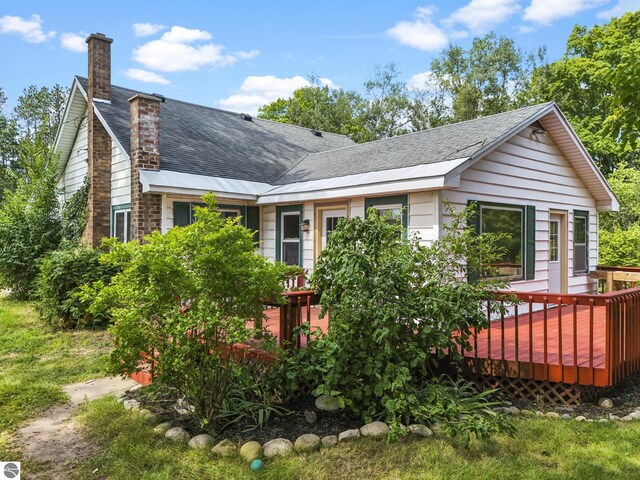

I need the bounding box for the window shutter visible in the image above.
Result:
[525,205,536,280]
[246,206,260,242]
[467,201,480,283]
[174,202,191,227]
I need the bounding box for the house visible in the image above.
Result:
[55,33,619,296]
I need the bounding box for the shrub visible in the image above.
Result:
[310,204,513,440]
[0,133,61,299]
[35,246,117,328]
[61,180,88,243]
[92,194,289,429]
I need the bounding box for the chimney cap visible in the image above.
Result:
[86,32,113,44]
[128,93,163,103]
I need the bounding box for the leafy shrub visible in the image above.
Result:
[599,227,640,267]
[35,246,117,328]
[0,133,61,299]
[61,180,88,243]
[310,205,513,440]
[91,194,289,430]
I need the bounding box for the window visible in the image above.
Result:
[365,195,408,229]
[480,205,524,280]
[112,206,132,243]
[276,205,303,266]
[173,201,260,242]
[573,211,589,273]
[549,221,559,262]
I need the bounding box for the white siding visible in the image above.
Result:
[262,205,276,261]
[58,117,88,203]
[441,126,598,295]
[111,141,130,206]
[408,191,438,245]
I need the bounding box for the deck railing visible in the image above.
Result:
[269,290,321,349]
[591,265,640,293]
[466,287,640,387]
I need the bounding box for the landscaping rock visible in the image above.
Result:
[556,406,574,414]
[165,427,191,443]
[189,434,215,450]
[338,429,360,442]
[598,418,610,423]
[561,414,572,420]
[123,399,140,410]
[598,398,614,409]
[137,409,158,423]
[294,434,321,453]
[508,407,521,416]
[609,415,621,421]
[263,438,294,459]
[240,441,263,462]
[520,409,535,417]
[321,435,338,447]
[430,423,444,434]
[629,411,640,419]
[575,416,587,422]
[408,424,433,437]
[535,411,544,416]
[212,439,237,457]
[128,384,143,393]
[634,406,640,412]
[620,415,633,422]
[359,421,389,438]
[117,396,127,404]
[304,410,317,424]
[315,395,340,412]
[545,412,561,419]
[153,422,173,435]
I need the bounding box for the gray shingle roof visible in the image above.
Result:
[76,77,355,184]
[273,102,555,184]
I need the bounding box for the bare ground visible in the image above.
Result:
[14,377,138,479]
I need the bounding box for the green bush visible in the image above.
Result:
[0,133,61,299]
[35,246,117,329]
[599,227,640,268]
[310,204,513,441]
[90,194,289,430]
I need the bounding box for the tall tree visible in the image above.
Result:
[258,79,369,142]
[13,84,68,147]
[528,12,640,173]
[0,88,19,199]
[429,32,544,122]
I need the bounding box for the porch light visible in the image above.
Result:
[300,219,311,232]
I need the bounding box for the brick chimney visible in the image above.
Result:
[129,93,163,241]
[83,33,114,247]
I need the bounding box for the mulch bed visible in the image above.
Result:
[129,387,361,444]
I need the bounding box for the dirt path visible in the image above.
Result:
[15,376,138,478]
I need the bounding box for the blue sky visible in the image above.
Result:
[1,0,639,114]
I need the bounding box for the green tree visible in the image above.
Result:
[528,12,640,173]
[0,130,61,299]
[13,84,68,147]
[0,88,19,199]
[258,79,369,142]
[430,32,544,122]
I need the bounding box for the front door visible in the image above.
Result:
[321,208,346,250]
[549,214,562,293]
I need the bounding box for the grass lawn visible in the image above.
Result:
[0,295,112,460]
[74,397,640,480]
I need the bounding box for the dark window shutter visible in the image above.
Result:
[467,201,480,283]
[525,205,536,280]
[174,202,191,227]
[246,206,260,242]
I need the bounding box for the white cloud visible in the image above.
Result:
[132,25,259,72]
[132,22,166,37]
[406,71,436,91]
[597,0,640,18]
[0,14,55,43]
[523,0,608,25]
[386,6,448,51]
[218,75,336,114]
[445,0,521,33]
[124,68,170,85]
[60,32,86,52]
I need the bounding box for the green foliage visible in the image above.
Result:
[13,84,68,147]
[528,12,640,173]
[91,194,289,429]
[35,246,117,329]
[0,132,61,299]
[61,180,89,243]
[600,165,640,231]
[310,205,512,440]
[599,227,640,268]
[431,32,544,122]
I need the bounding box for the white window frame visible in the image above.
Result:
[112,207,132,243]
[281,211,301,265]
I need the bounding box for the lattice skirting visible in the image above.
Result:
[464,374,609,405]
